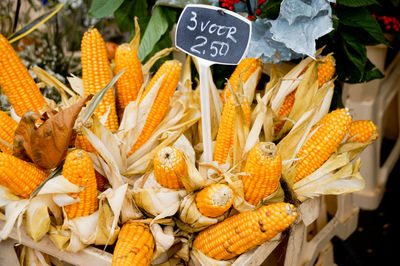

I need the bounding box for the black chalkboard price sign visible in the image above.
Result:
[175,4,252,65]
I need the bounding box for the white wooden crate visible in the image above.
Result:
[0,219,112,266]
[284,194,358,266]
[1,194,359,266]
[342,47,400,210]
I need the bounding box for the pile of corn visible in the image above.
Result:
[0,26,378,266]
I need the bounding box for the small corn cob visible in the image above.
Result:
[153,146,186,189]
[274,54,335,135]
[74,133,97,154]
[128,60,182,155]
[62,149,98,219]
[221,58,262,104]
[81,28,119,130]
[105,41,118,61]
[95,170,109,192]
[213,96,251,165]
[274,89,296,134]
[243,142,282,205]
[0,153,47,198]
[317,54,335,88]
[348,120,378,143]
[0,110,18,154]
[193,202,297,260]
[195,183,234,217]
[0,34,47,117]
[114,44,143,117]
[295,108,352,183]
[112,222,154,266]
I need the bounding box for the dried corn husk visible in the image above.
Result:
[18,245,51,266]
[191,247,235,266]
[177,193,226,232]
[151,223,175,262]
[293,156,365,201]
[133,172,187,217]
[222,172,284,213]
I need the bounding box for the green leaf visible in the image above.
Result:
[341,34,367,77]
[145,33,174,72]
[259,0,282,20]
[337,7,387,44]
[81,69,125,123]
[88,0,125,18]
[336,0,379,7]
[364,60,384,82]
[114,0,149,33]
[138,6,176,62]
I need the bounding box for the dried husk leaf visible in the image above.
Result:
[133,172,187,217]
[142,48,175,76]
[180,150,207,193]
[36,175,82,196]
[191,247,235,266]
[13,95,92,169]
[124,93,200,175]
[151,224,175,262]
[275,62,318,139]
[48,224,87,252]
[264,62,294,94]
[181,55,193,93]
[100,184,128,240]
[294,155,365,201]
[19,246,51,266]
[32,66,77,107]
[25,196,51,242]
[177,193,225,232]
[243,65,262,104]
[338,131,379,161]
[121,73,165,150]
[63,210,100,245]
[129,16,141,51]
[0,199,29,240]
[207,67,223,140]
[86,151,143,222]
[67,74,84,97]
[225,172,284,213]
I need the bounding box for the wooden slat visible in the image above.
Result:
[0,220,112,266]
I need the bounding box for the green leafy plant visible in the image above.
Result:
[317,0,388,84]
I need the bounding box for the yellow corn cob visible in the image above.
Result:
[0,34,47,117]
[274,89,296,134]
[317,54,335,88]
[295,108,352,183]
[0,153,47,198]
[112,222,154,266]
[195,183,234,218]
[74,133,97,154]
[193,202,297,260]
[153,146,186,189]
[128,60,182,155]
[274,55,335,135]
[62,149,98,219]
[81,28,119,130]
[114,44,143,117]
[243,142,282,205]
[348,120,378,143]
[221,58,262,104]
[213,96,251,165]
[0,110,18,154]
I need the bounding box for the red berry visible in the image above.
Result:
[256,9,262,15]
